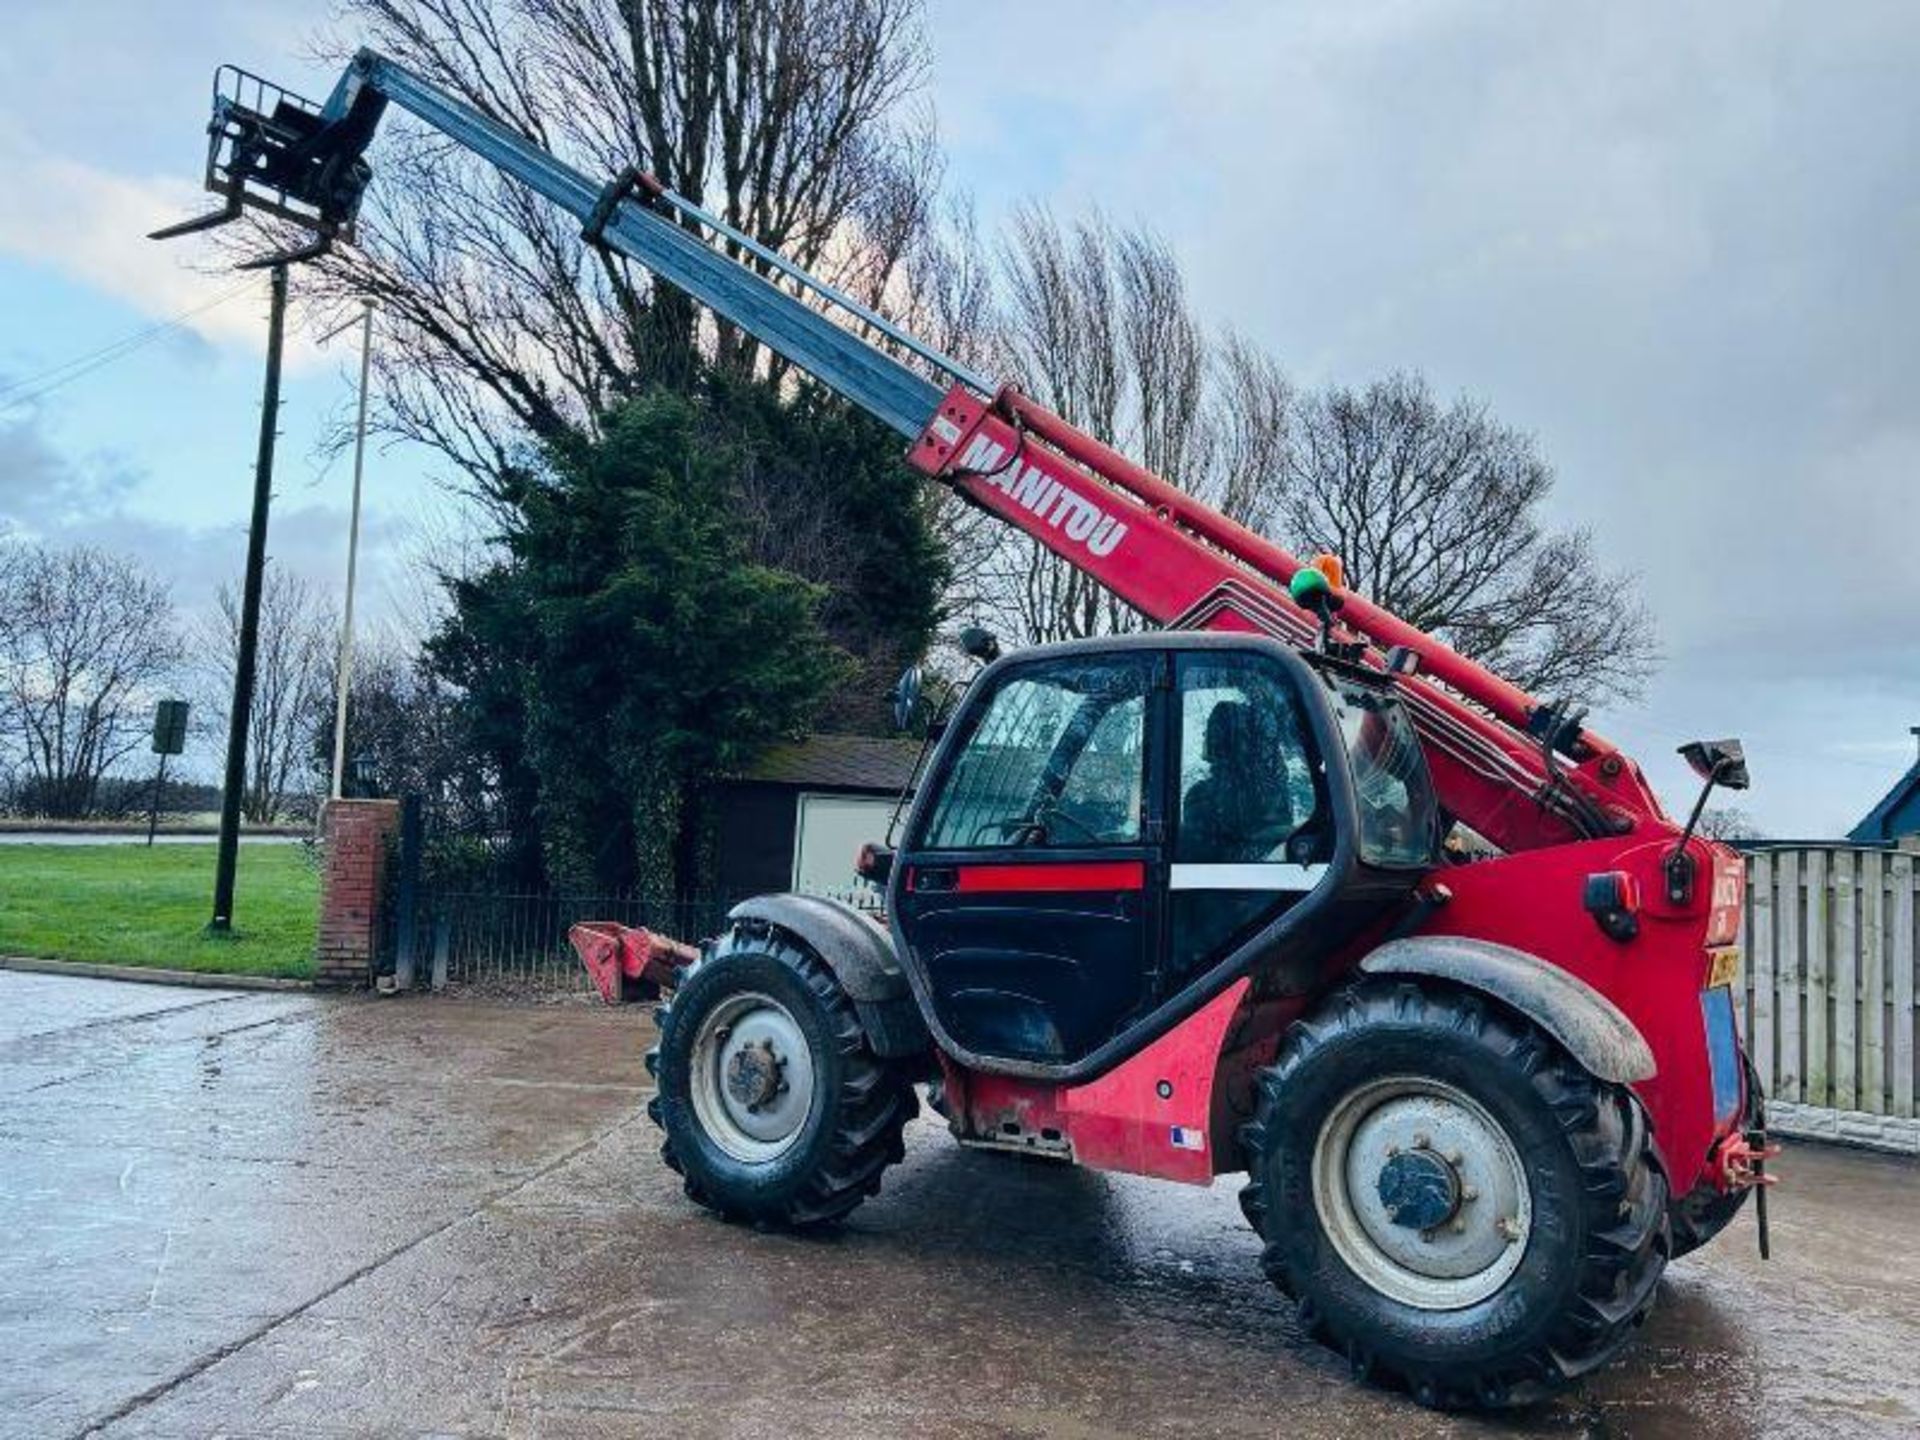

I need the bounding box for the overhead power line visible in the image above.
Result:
[0,278,259,411]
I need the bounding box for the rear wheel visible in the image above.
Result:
[646,925,916,1227]
[1239,981,1668,1409]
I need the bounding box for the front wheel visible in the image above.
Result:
[1239,982,1669,1409]
[647,925,916,1227]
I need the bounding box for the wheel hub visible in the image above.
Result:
[1376,1147,1460,1231]
[724,1040,783,1110]
[1311,1076,1533,1311]
[688,992,816,1163]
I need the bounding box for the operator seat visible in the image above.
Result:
[1182,700,1294,862]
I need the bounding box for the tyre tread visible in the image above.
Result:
[1238,979,1669,1409]
[645,926,915,1230]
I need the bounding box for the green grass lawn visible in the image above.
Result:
[0,844,318,979]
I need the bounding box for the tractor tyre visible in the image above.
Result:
[1239,980,1669,1409]
[645,923,916,1228]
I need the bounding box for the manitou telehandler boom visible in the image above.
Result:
[158,51,1774,1410]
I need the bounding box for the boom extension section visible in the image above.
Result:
[153,48,1669,852]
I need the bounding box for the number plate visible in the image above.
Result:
[1706,947,1741,990]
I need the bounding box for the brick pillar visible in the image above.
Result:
[316,798,400,990]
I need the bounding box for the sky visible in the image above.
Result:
[2,0,1917,836]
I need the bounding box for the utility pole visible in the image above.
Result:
[325,299,375,799]
[211,264,288,932]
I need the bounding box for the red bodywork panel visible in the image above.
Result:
[1418,840,1732,1182]
[941,982,1253,1185]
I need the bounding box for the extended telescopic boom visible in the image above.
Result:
[154,48,1673,854]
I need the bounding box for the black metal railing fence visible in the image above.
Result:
[375,794,883,1000]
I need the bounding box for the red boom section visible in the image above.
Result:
[907,383,1670,854]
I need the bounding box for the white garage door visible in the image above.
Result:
[792,793,896,906]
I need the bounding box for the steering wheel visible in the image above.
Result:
[971,816,1034,846]
[1034,802,1104,842]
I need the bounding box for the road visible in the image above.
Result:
[1,970,1915,1438]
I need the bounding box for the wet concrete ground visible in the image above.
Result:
[2,970,1916,1439]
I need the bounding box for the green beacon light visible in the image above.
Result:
[1290,553,1347,653]
[1288,566,1331,607]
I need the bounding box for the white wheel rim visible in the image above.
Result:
[1310,1075,1532,1311]
[688,991,817,1164]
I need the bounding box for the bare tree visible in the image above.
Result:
[1699,805,1764,842]
[0,540,22,811]
[286,0,936,503]
[1274,373,1658,703]
[1204,332,1291,530]
[314,630,478,819]
[963,207,1216,644]
[199,567,338,823]
[0,545,183,818]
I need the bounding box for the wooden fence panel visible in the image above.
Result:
[1833,851,1858,1112]
[1895,852,1915,1120]
[1776,850,1803,1103]
[1737,846,1920,1141]
[1805,850,1830,1108]
[1860,850,1885,1113]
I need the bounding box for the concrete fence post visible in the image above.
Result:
[316,798,400,989]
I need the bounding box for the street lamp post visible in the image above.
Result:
[321,299,375,800]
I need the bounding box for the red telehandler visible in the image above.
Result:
[156,51,1776,1409]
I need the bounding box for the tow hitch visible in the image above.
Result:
[1709,1124,1781,1259]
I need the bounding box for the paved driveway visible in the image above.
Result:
[2,970,1916,1438]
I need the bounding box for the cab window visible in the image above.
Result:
[919,656,1150,850]
[1326,677,1438,868]
[1176,656,1320,863]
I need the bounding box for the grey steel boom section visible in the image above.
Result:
[328,50,952,438]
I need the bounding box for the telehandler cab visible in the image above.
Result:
[155,50,1774,1409]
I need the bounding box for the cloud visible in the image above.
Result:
[0,404,143,530]
[0,121,261,343]
[0,404,402,627]
[0,120,334,369]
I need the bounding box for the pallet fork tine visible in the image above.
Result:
[147,187,243,243]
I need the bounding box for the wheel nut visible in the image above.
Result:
[1412,1132,1431,1150]
[1446,1150,1464,1166]
[1496,1217,1522,1244]
[1461,1186,1479,1203]
[1450,1218,1467,1234]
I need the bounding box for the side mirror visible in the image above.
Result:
[1667,737,1751,905]
[1678,738,1749,791]
[890,664,924,733]
[958,626,1001,664]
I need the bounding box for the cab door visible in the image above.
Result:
[1161,648,1334,996]
[890,650,1166,1066]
